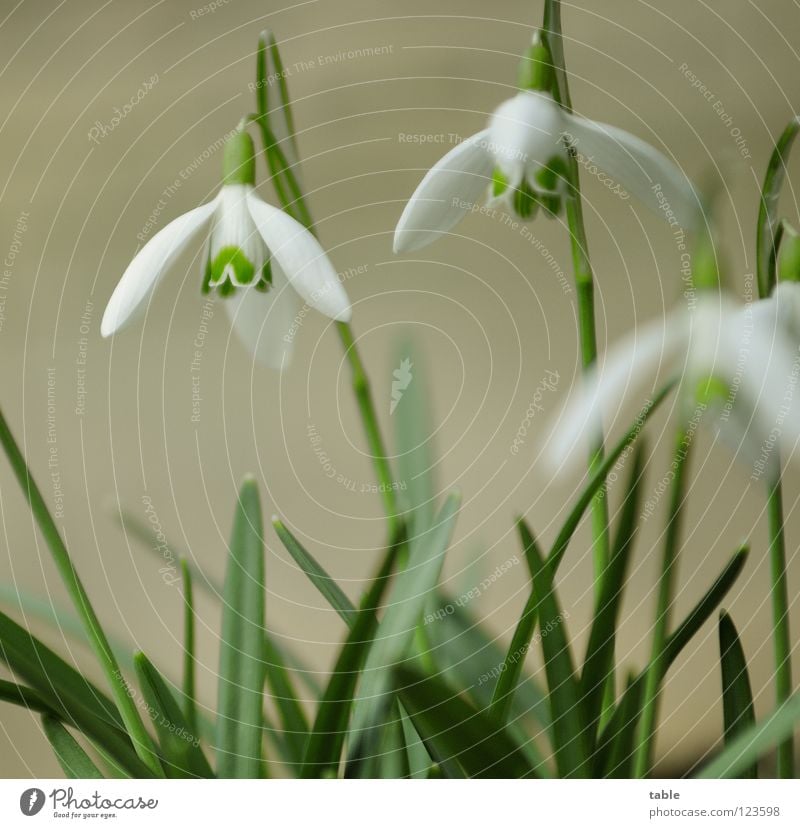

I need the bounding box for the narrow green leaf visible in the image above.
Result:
[718,611,757,778]
[489,522,544,722]
[347,492,461,770]
[300,540,401,778]
[216,478,266,778]
[581,442,646,743]
[0,610,152,777]
[263,634,309,767]
[595,672,643,777]
[392,338,436,537]
[756,116,800,297]
[257,30,298,168]
[522,517,589,777]
[134,653,213,779]
[595,547,749,773]
[0,585,134,671]
[548,382,674,573]
[273,518,356,627]
[180,560,197,734]
[0,408,162,775]
[395,665,538,778]
[699,692,800,779]
[0,679,57,716]
[42,716,104,778]
[426,597,549,728]
[399,701,431,778]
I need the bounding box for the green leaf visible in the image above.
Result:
[0,409,162,776]
[489,523,544,722]
[0,679,56,717]
[595,547,749,774]
[263,634,309,767]
[718,611,757,778]
[42,717,104,779]
[347,492,461,771]
[272,518,356,627]
[300,539,401,778]
[698,692,800,779]
[216,478,266,778]
[392,338,436,537]
[399,701,431,778]
[180,560,197,734]
[257,30,298,168]
[580,442,646,744]
[594,672,643,777]
[395,665,538,778]
[425,597,549,729]
[0,609,153,777]
[521,517,589,778]
[134,653,213,778]
[756,116,800,297]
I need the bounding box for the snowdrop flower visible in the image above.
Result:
[394,34,701,254]
[545,282,800,479]
[101,127,350,368]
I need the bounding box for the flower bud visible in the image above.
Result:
[517,31,554,93]
[778,224,800,284]
[222,127,257,186]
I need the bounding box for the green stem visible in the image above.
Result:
[251,112,400,530]
[0,408,163,776]
[633,426,692,777]
[544,2,611,597]
[180,559,197,735]
[336,321,401,538]
[767,470,794,778]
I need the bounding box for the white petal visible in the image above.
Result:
[544,311,688,472]
[245,191,351,321]
[487,91,565,181]
[393,129,494,254]
[562,112,702,230]
[225,266,299,370]
[101,198,219,337]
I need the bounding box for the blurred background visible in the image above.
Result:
[1,0,799,776]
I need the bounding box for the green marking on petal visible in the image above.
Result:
[535,155,568,192]
[513,178,539,220]
[492,168,509,197]
[255,258,273,293]
[201,252,213,295]
[211,245,256,288]
[540,193,562,218]
[695,375,729,407]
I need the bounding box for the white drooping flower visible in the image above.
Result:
[101,128,350,369]
[393,38,701,254]
[545,284,800,479]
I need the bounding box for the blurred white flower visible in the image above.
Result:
[394,89,700,254]
[101,129,350,369]
[545,284,800,478]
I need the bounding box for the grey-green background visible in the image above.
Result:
[1,0,799,776]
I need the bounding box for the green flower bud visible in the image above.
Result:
[222,128,257,186]
[517,33,554,93]
[778,224,800,284]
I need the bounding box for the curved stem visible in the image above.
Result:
[543,1,611,597]
[252,112,400,531]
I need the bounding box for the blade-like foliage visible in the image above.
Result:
[300,539,401,778]
[347,493,461,770]
[42,717,104,779]
[718,611,757,778]
[756,116,800,297]
[396,665,538,778]
[134,653,213,779]
[699,692,800,779]
[216,478,266,778]
[263,634,310,767]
